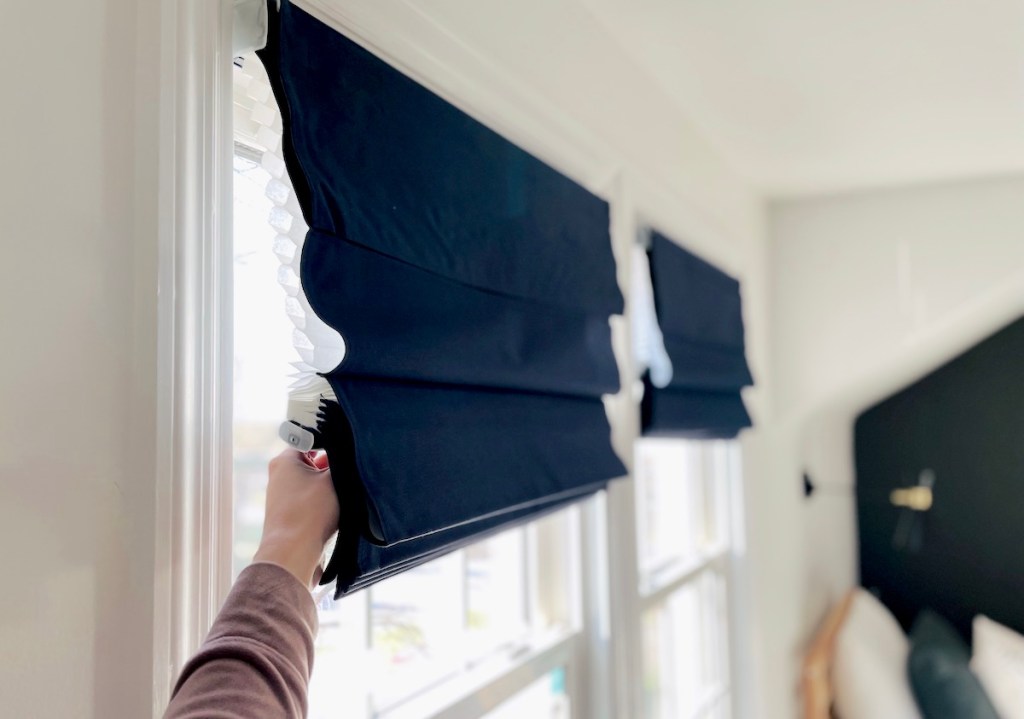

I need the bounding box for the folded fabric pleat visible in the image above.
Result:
[301,229,620,398]
[325,375,623,546]
[260,2,623,319]
[641,377,752,439]
[328,490,597,595]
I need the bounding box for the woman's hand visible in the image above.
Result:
[254,448,340,589]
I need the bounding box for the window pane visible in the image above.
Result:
[481,667,571,719]
[702,696,731,719]
[308,592,369,718]
[642,571,729,719]
[635,438,732,591]
[635,438,710,585]
[370,553,467,708]
[232,152,291,578]
[528,506,580,634]
[703,442,734,551]
[467,528,528,648]
[635,438,698,574]
[368,512,577,711]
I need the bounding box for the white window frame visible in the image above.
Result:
[153,3,752,718]
[153,1,236,713]
[633,438,745,717]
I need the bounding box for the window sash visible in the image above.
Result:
[634,440,741,719]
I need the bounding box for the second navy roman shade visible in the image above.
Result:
[257,1,625,595]
[641,231,753,438]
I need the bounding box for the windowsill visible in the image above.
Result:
[378,628,575,719]
[638,543,729,603]
[367,624,529,712]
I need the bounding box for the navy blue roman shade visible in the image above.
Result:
[257,1,625,595]
[641,231,753,438]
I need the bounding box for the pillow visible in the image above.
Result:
[907,610,999,719]
[972,615,1024,719]
[832,588,921,719]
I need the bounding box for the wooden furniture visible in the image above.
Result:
[801,590,855,719]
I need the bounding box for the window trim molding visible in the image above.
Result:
[152,0,236,714]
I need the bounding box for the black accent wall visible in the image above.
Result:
[855,316,1024,638]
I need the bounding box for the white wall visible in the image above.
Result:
[773,176,1024,415]
[0,1,162,717]
[759,174,1024,717]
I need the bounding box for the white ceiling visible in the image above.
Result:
[579,0,1024,196]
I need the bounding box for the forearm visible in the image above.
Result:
[165,563,318,719]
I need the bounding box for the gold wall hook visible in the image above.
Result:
[890,485,933,512]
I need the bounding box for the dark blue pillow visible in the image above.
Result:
[907,610,1000,719]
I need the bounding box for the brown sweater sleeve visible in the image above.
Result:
[165,562,318,719]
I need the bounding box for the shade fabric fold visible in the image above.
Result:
[257,0,625,595]
[641,231,754,438]
[300,229,620,397]
[326,376,623,547]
